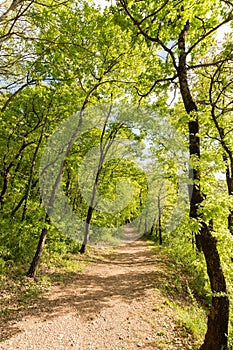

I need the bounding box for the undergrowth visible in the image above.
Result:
[147,235,209,347]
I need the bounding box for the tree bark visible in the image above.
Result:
[211,102,233,235]
[79,108,117,253]
[27,214,50,278]
[199,223,229,350]
[22,121,47,221]
[158,193,162,245]
[0,141,34,209]
[177,22,229,350]
[224,157,233,235]
[0,167,11,209]
[79,209,93,254]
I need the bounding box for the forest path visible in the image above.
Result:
[0,238,199,350]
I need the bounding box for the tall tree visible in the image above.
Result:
[115,0,233,348]
[195,55,233,235]
[22,1,148,275]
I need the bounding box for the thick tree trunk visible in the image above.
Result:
[177,22,229,350]
[199,223,229,350]
[178,22,203,254]
[27,214,50,278]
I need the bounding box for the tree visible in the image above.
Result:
[195,55,233,235]
[115,0,233,348]
[21,1,148,276]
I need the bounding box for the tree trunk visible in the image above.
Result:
[27,214,50,278]
[177,22,229,349]
[158,195,162,245]
[22,120,47,221]
[149,213,157,236]
[79,211,92,254]
[225,160,233,234]
[0,141,34,209]
[212,109,233,235]
[79,111,115,253]
[199,223,229,350]
[0,167,11,209]
[79,167,99,254]
[11,180,38,216]
[228,210,233,235]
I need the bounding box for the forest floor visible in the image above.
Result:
[0,235,205,350]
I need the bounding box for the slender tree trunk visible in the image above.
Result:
[27,214,50,278]
[177,22,229,350]
[0,141,34,209]
[11,180,38,216]
[27,101,90,272]
[138,189,143,233]
[79,106,117,253]
[0,167,11,209]
[27,144,66,276]
[211,106,233,235]
[22,122,46,221]
[79,207,93,254]
[144,204,149,235]
[158,194,162,245]
[150,213,157,236]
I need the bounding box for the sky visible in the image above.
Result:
[94,0,115,8]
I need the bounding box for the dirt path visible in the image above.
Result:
[0,239,198,350]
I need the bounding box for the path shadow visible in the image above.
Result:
[0,239,176,342]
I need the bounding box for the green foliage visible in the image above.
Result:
[1,1,233,347]
[174,292,207,341]
[148,239,207,347]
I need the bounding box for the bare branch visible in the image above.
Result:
[0,0,25,22]
[187,58,233,70]
[137,74,178,100]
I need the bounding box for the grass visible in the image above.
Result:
[147,238,207,348]
[175,303,207,339]
[0,244,96,321]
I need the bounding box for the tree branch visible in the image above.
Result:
[119,0,178,70]
[187,14,233,55]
